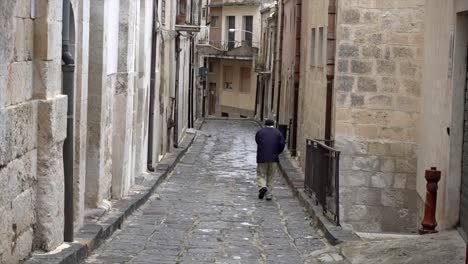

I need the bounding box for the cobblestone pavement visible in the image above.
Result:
[84,120,345,264]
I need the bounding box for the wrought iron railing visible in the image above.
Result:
[304,139,341,225]
[198,40,257,51]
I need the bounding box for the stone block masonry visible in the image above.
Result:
[334,0,425,233]
[0,0,69,261]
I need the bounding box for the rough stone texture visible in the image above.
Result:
[334,0,424,233]
[35,96,68,251]
[111,0,138,199]
[341,231,465,264]
[85,0,113,209]
[84,120,339,264]
[70,0,91,228]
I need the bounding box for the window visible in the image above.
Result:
[239,67,251,93]
[310,28,316,66]
[310,27,325,67]
[317,27,324,66]
[243,16,253,47]
[202,8,206,19]
[227,16,235,49]
[224,66,233,90]
[211,16,219,27]
[178,0,187,16]
[161,0,166,25]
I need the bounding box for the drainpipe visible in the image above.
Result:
[174,33,181,148]
[275,0,284,127]
[254,74,259,117]
[188,1,194,128]
[290,0,302,156]
[147,0,158,171]
[202,57,207,117]
[189,36,195,128]
[62,0,74,243]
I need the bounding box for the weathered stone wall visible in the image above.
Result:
[1,0,67,261]
[70,0,90,228]
[112,0,138,199]
[334,0,425,232]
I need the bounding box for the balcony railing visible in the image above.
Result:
[199,40,257,51]
[304,139,341,225]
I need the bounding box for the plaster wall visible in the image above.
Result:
[418,0,468,231]
[296,0,329,171]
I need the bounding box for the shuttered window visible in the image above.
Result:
[239,67,251,93]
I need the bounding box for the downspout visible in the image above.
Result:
[290,0,302,156]
[275,0,284,127]
[202,57,207,117]
[174,33,181,148]
[254,74,259,117]
[188,1,194,128]
[62,0,75,243]
[147,0,158,171]
[189,36,195,128]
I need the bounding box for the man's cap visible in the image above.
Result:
[264,119,275,126]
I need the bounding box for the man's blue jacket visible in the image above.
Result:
[255,126,286,163]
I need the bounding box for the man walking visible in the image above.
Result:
[255,119,286,200]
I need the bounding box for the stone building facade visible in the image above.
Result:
[259,0,468,236]
[0,0,200,262]
[256,4,277,121]
[197,0,274,118]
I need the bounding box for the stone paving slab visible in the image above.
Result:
[340,231,465,264]
[83,120,345,264]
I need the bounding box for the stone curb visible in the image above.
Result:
[25,119,205,264]
[277,153,361,246]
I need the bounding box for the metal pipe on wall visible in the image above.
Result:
[174,33,181,148]
[147,0,158,171]
[62,0,75,243]
[275,0,284,127]
[290,0,302,156]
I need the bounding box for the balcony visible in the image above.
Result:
[197,40,259,58]
[209,0,263,7]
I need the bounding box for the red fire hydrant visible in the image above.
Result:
[419,167,441,235]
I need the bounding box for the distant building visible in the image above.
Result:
[197,0,270,118]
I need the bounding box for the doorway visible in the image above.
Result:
[209,82,216,115]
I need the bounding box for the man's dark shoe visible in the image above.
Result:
[258,187,267,199]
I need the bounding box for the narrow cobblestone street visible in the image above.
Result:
[84,120,343,264]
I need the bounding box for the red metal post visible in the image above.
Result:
[419,167,441,234]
